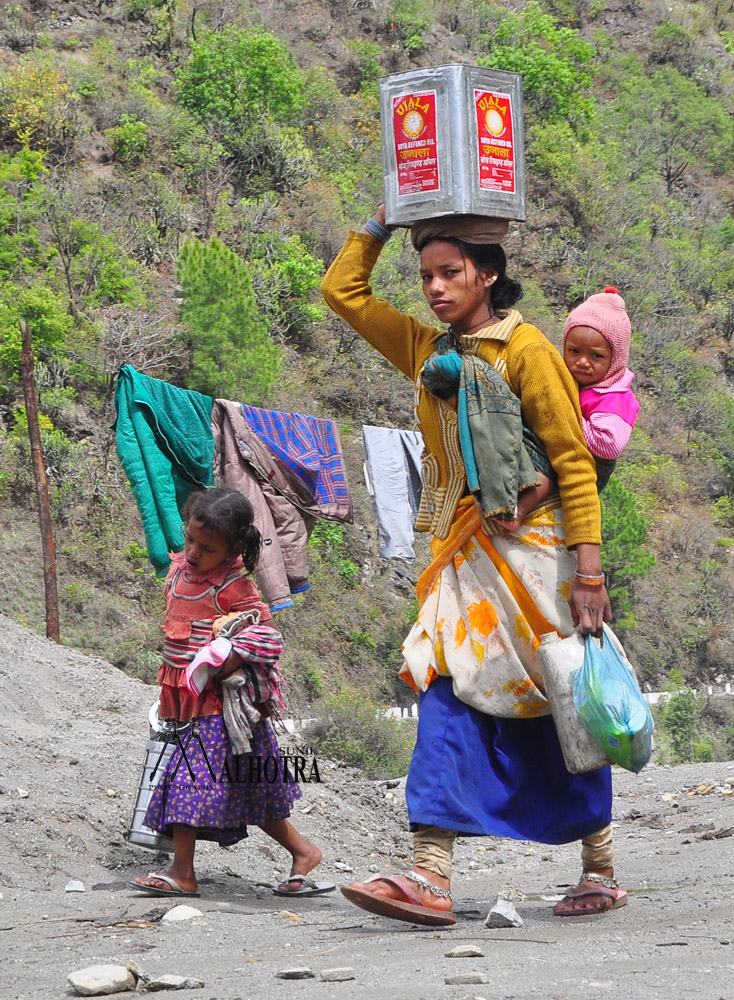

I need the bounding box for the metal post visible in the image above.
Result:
[19,319,60,643]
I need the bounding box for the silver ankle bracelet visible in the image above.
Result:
[404,870,453,900]
[581,871,619,889]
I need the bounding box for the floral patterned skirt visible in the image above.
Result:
[143,715,301,846]
[401,496,577,718]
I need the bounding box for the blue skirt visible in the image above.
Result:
[406,678,612,843]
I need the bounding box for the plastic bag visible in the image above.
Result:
[571,626,654,773]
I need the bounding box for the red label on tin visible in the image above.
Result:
[392,90,440,196]
[475,89,515,194]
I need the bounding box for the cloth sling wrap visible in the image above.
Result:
[421,337,554,519]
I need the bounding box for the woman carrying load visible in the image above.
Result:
[319,206,626,925]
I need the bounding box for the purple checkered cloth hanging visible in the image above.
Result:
[240,404,350,511]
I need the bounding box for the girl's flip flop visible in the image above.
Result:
[273,875,336,897]
[130,873,200,897]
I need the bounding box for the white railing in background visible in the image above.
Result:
[280,685,733,732]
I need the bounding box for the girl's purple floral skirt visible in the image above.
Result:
[144,715,301,846]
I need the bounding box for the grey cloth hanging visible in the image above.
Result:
[362,425,424,561]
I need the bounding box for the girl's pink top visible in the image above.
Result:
[157,552,271,722]
[579,382,640,461]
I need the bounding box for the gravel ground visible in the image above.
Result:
[0,613,732,1000]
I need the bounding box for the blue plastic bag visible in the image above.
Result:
[571,627,654,773]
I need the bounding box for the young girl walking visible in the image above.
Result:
[132,486,331,898]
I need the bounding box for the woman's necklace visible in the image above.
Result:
[449,312,496,351]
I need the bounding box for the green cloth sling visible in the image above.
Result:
[422,337,553,519]
[114,365,214,575]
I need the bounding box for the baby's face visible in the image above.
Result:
[563,326,612,387]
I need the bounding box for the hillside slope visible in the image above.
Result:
[0,0,732,756]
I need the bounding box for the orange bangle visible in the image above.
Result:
[574,573,605,586]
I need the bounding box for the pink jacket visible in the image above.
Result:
[579,386,640,460]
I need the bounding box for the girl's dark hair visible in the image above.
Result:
[183,486,261,574]
[425,237,523,313]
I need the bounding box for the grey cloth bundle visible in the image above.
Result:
[410,214,510,251]
[219,609,263,755]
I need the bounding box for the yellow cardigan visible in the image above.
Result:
[320,231,601,548]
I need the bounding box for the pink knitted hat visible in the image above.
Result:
[563,286,632,389]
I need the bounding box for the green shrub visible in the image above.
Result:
[38,385,76,423]
[384,0,431,54]
[175,27,313,190]
[8,407,93,523]
[308,520,347,556]
[693,738,714,763]
[63,581,92,612]
[658,672,699,762]
[0,53,76,150]
[244,229,324,335]
[0,283,73,391]
[338,559,360,588]
[601,476,655,627]
[478,1,595,130]
[106,115,149,165]
[301,659,324,699]
[311,686,416,779]
[345,40,383,99]
[175,27,305,136]
[712,495,734,527]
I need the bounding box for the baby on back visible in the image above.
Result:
[563,286,640,489]
[509,287,640,529]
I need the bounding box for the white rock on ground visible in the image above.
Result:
[445,945,485,958]
[161,904,203,921]
[485,897,524,928]
[444,972,489,985]
[139,974,205,992]
[275,968,316,979]
[320,968,355,982]
[67,965,137,996]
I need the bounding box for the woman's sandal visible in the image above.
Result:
[341,871,457,927]
[273,875,336,897]
[553,872,628,917]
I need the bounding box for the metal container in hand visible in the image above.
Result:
[124,703,188,854]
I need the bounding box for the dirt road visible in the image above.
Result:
[0,614,732,999]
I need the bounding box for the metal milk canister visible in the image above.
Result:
[123,702,180,854]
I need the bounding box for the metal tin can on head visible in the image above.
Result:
[380,64,526,227]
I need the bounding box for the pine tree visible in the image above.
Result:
[177,236,281,402]
[601,476,655,627]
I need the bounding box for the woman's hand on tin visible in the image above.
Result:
[568,580,612,636]
[374,204,389,228]
[373,204,399,230]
